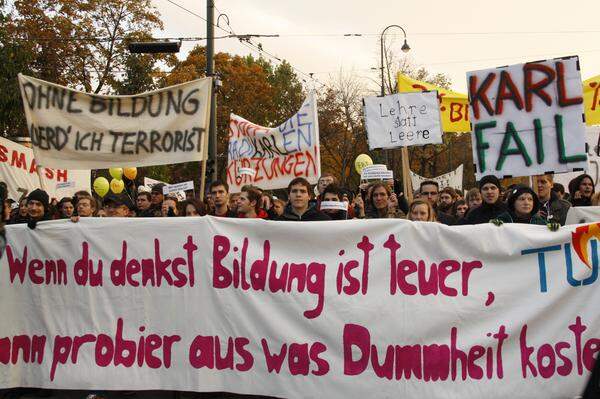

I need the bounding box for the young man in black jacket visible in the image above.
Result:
[462,175,508,225]
[278,177,330,221]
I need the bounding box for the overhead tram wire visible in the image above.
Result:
[166,0,326,88]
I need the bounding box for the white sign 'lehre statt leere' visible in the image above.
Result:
[363,91,443,150]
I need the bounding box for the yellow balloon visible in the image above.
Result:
[123,167,137,180]
[110,178,125,194]
[93,177,110,198]
[354,154,373,174]
[109,167,123,180]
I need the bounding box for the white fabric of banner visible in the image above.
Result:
[1,218,599,399]
[0,136,90,200]
[18,75,211,169]
[226,92,320,193]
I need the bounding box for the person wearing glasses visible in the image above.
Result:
[419,181,455,225]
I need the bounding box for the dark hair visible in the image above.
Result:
[451,199,468,218]
[552,183,565,195]
[440,187,457,199]
[369,182,391,207]
[287,177,311,194]
[209,180,229,193]
[181,199,206,216]
[163,195,179,204]
[320,184,342,201]
[58,197,73,208]
[77,194,97,212]
[137,192,151,202]
[419,180,439,192]
[242,187,262,213]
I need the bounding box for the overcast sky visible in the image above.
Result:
[152,0,600,93]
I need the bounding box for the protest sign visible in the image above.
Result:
[163,181,194,195]
[553,126,600,191]
[226,92,320,193]
[143,177,186,201]
[18,74,211,169]
[467,56,588,179]
[399,72,599,133]
[1,218,598,398]
[398,73,471,133]
[0,136,89,200]
[364,91,443,150]
[410,164,464,191]
[583,74,600,125]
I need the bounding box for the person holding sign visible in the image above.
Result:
[462,176,508,225]
[493,186,546,225]
[365,182,403,219]
[208,180,236,218]
[318,184,348,220]
[237,187,268,219]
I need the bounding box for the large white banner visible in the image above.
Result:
[226,93,320,193]
[410,164,464,191]
[18,75,211,169]
[1,218,599,398]
[0,137,90,201]
[467,56,588,179]
[566,206,600,225]
[364,91,443,149]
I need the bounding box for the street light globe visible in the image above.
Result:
[401,39,411,53]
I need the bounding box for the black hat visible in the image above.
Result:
[507,185,540,215]
[479,175,502,191]
[103,193,134,209]
[151,183,166,194]
[27,189,49,211]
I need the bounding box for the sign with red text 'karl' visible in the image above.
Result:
[468,56,588,179]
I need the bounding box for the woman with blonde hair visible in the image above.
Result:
[408,199,437,222]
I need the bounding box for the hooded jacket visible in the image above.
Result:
[497,186,546,225]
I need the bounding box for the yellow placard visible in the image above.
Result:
[398,73,600,133]
[584,75,600,126]
[397,73,470,133]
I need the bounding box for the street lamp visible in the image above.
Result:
[380,25,410,96]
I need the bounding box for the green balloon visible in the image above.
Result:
[93,177,109,197]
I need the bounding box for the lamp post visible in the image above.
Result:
[379,24,410,96]
[379,25,411,201]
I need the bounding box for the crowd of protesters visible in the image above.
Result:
[2,171,597,230]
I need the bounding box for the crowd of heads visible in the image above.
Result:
[2,171,597,228]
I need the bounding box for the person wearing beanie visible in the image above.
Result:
[462,175,507,225]
[26,188,50,229]
[495,186,546,224]
[568,173,595,207]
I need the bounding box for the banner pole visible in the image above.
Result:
[401,146,413,203]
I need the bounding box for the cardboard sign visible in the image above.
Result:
[0,136,90,200]
[1,218,598,398]
[467,56,588,179]
[398,73,471,133]
[226,92,320,193]
[18,74,211,169]
[319,201,348,211]
[163,181,194,195]
[410,165,464,191]
[143,177,186,201]
[364,91,443,149]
